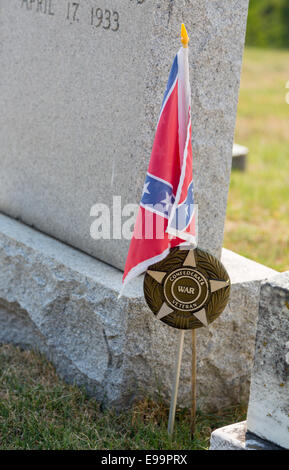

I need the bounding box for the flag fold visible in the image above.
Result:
[122,46,196,288]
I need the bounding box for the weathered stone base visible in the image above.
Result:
[0,214,277,410]
[246,272,289,449]
[209,422,285,450]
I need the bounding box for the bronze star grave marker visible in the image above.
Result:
[144,247,230,330]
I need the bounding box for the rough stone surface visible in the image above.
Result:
[0,0,249,270]
[197,249,277,411]
[247,273,289,449]
[210,422,247,450]
[210,422,285,450]
[0,214,277,410]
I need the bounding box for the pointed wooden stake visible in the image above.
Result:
[168,330,185,436]
[191,329,197,439]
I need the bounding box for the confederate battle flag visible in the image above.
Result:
[122,33,196,288]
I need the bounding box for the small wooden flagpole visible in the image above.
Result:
[191,329,197,439]
[168,329,185,436]
[167,22,190,438]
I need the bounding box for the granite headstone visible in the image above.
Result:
[0,0,249,270]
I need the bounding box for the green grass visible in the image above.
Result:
[224,47,289,271]
[0,344,246,450]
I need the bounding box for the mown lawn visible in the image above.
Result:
[0,344,246,450]
[224,47,289,272]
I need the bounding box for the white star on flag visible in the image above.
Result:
[161,192,172,212]
[142,182,150,196]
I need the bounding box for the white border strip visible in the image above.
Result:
[167,116,191,236]
[119,247,171,298]
[157,74,178,127]
[139,202,170,220]
[146,172,174,189]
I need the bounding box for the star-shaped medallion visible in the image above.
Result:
[144,248,230,330]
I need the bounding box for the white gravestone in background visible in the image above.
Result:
[0,0,249,270]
